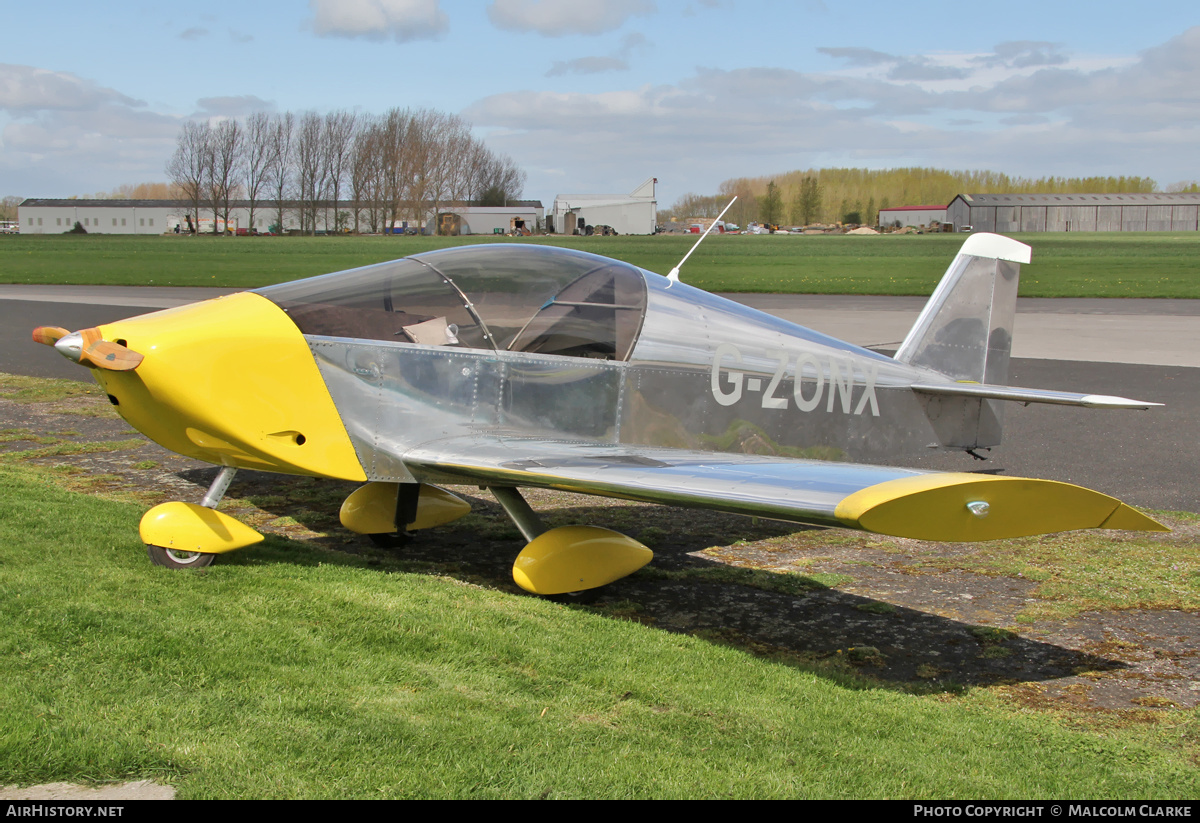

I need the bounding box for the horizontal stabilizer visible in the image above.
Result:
[911,382,1162,409]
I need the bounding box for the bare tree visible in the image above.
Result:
[242,111,272,233]
[322,110,357,234]
[349,114,383,233]
[207,119,242,233]
[166,105,529,238]
[266,112,294,234]
[0,195,23,222]
[405,109,438,232]
[294,111,326,234]
[378,107,415,233]
[167,120,211,233]
[471,147,526,206]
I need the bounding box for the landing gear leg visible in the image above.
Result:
[489,486,650,599]
[489,486,546,542]
[201,466,238,508]
[368,482,418,548]
[143,466,262,568]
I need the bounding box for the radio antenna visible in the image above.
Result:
[666,196,737,287]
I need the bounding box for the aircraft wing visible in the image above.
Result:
[399,435,1165,542]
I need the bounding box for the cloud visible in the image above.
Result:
[0,64,180,196]
[194,96,276,118]
[1,105,181,196]
[546,56,628,77]
[0,64,143,113]
[466,28,1200,200]
[978,41,1068,69]
[886,60,969,82]
[488,0,655,36]
[544,30,650,76]
[179,27,209,40]
[309,0,449,43]
[818,47,895,67]
[819,47,968,81]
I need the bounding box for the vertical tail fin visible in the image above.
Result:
[894,233,1030,385]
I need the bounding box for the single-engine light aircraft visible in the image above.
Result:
[34,233,1166,595]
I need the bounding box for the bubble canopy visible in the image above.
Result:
[256,244,650,361]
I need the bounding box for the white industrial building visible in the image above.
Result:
[17,198,543,236]
[436,203,544,236]
[19,199,205,234]
[551,178,657,235]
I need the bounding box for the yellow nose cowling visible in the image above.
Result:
[94,291,366,481]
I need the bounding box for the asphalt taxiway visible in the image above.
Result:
[3,285,1196,512]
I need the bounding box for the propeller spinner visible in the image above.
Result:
[32,326,144,371]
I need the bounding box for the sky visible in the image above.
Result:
[2,0,1197,209]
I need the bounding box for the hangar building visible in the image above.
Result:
[946,193,1200,232]
[551,177,657,235]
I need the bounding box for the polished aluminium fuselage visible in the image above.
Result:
[309,273,968,488]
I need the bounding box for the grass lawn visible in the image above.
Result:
[0,459,1197,799]
[2,232,1198,297]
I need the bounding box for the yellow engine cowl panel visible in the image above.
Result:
[94,292,365,481]
[140,502,264,554]
[512,526,653,595]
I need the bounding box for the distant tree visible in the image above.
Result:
[759,181,783,226]
[719,178,758,228]
[242,112,272,233]
[167,120,210,234]
[322,110,357,233]
[294,111,325,234]
[266,112,295,234]
[349,115,383,233]
[0,195,21,222]
[164,105,529,237]
[1166,180,1200,193]
[87,182,178,199]
[791,175,821,225]
[207,118,242,233]
[470,149,526,206]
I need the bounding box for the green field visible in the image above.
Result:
[0,462,1196,799]
[2,232,1198,297]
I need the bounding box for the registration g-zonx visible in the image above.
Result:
[710,343,880,416]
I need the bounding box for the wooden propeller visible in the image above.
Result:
[31,326,70,346]
[32,326,144,371]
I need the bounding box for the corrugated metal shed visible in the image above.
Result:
[947,193,1200,232]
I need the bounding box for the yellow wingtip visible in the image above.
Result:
[1100,503,1170,532]
[835,473,1167,542]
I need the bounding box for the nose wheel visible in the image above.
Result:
[146,545,216,569]
[139,467,260,569]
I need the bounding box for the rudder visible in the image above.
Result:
[894,233,1030,385]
